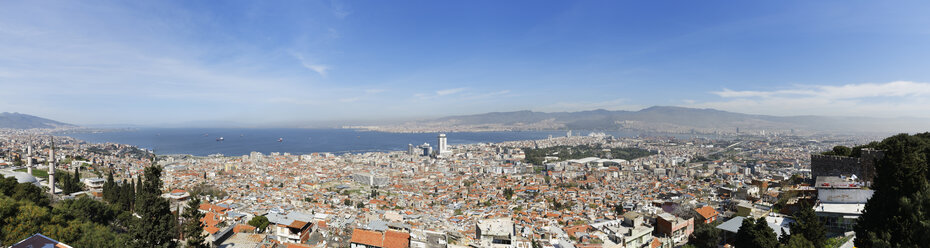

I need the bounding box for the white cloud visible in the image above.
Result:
[699,81,930,118]
[329,0,351,19]
[436,88,466,96]
[364,89,386,94]
[713,81,930,100]
[294,53,330,76]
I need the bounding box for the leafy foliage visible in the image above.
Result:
[688,221,720,248]
[56,168,85,195]
[854,133,930,247]
[248,215,270,232]
[0,183,125,247]
[781,234,815,248]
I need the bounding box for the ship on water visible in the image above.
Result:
[278,138,283,142]
[216,137,224,141]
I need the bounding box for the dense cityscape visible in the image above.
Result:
[4,1,930,248]
[1,126,899,247]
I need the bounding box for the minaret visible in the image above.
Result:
[26,144,33,174]
[48,137,56,195]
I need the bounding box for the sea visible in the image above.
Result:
[60,128,721,157]
[58,128,572,156]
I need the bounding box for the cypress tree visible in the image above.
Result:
[182,197,207,248]
[734,217,778,248]
[789,202,825,247]
[72,167,82,192]
[734,218,756,248]
[130,165,177,248]
[752,217,778,248]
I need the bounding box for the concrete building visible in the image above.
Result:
[655,213,693,245]
[601,212,654,248]
[476,218,515,248]
[813,176,872,233]
[266,212,314,244]
[82,178,105,190]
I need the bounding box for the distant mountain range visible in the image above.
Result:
[0,112,76,129]
[355,106,929,135]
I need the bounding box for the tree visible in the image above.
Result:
[53,197,117,224]
[12,182,50,207]
[854,133,930,247]
[752,217,778,248]
[503,188,514,200]
[0,176,17,196]
[0,178,129,247]
[182,197,207,248]
[0,196,50,244]
[117,179,135,211]
[781,234,815,248]
[832,146,852,157]
[247,216,269,232]
[103,171,115,203]
[72,167,81,191]
[130,165,177,248]
[688,222,720,248]
[613,204,626,217]
[735,217,777,248]
[788,202,825,247]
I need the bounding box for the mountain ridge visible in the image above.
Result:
[0,112,76,129]
[364,106,928,134]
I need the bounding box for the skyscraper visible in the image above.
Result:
[437,134,452,158]
[408,144,417,155]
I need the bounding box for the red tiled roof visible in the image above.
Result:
[284,243,312,248]
[694,206,718,219]
[234,224,256,233]
[287,220,309,229]
[350,229,383,247]
[199,203,228,213]
[383,230,410,248]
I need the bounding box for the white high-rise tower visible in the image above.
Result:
[437,133,451,158]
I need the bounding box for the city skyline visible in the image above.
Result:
[2,1,930,126]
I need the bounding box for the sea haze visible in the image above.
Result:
[61,128,572,156]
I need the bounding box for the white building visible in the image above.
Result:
[476,218,516,248]
[437,134,452,158]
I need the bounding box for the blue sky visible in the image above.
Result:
[2,0,930,126]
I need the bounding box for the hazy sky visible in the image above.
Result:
[2,1,930,126]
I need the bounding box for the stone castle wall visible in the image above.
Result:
[810,148,884,182]
[811,155,862,180]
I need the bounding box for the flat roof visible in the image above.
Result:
[814,203,865,215]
